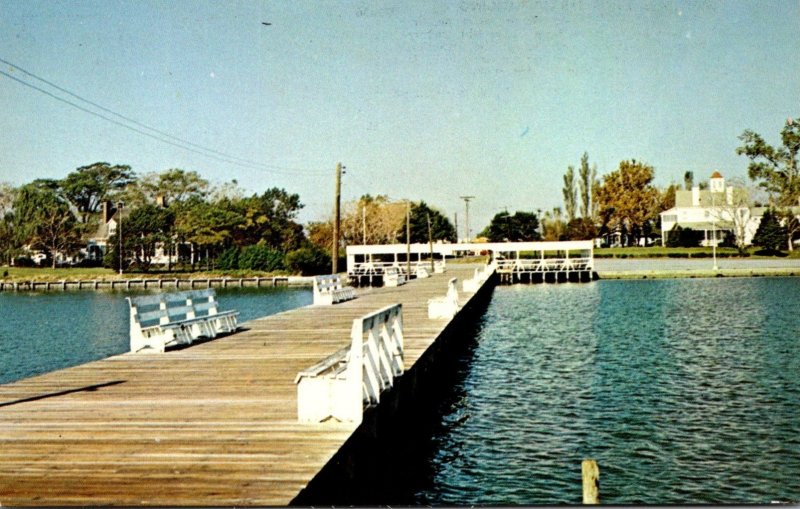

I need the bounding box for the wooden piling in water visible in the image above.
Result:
[582,459,600,504]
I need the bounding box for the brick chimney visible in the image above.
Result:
[102,201,114,223]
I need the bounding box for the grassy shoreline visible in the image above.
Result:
[0,267,294,282]
[594,246,800,259]
[598,267,800,280]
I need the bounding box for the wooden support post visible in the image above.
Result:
[332,162,342,274]
[582,459,600,504]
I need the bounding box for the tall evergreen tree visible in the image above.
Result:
[578,152,592,219]
[752,209,787,252]
[563,166,577,222]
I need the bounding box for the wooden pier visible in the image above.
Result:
[0,265,493,506]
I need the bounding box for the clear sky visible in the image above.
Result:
[1,0,798,234]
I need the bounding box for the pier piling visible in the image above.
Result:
[581,459,600,504]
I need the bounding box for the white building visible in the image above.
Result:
[659,171,764,247]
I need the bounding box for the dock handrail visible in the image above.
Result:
[463,262,496,293]
[295,303,404,423]
[428,278,460,319]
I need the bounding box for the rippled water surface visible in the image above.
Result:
[0,286,311,385]
[415,277,800,505]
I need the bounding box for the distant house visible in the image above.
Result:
[659,171,764,247]
[86,199,180,266]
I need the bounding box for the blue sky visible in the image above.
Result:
[1,0,798,233]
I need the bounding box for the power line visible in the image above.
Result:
[0,57,328,176]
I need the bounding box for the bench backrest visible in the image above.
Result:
[446,277,459,303]
[313,274,343,294]
[128,289,220,327]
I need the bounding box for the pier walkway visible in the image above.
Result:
[0,265,490,506]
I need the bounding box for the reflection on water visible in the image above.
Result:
[414,278,800,505]
[0,286,311,385]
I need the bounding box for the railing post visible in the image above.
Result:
[345,318,365,424]
[582,459,600,504]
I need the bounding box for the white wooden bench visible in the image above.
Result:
[127,289,239,353]
[415,265,430,279]
[434,259,446,274]
[295,303,404,423]
[313,274,357,305]
[383,266,406,287]
[428,277,460,319]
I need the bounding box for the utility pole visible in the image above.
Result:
[460,196,475,242]
[427,212,434,271]
[117,201,124,276]
[406,200,411,277]
[332,162,342,274]
[362,204,366,245]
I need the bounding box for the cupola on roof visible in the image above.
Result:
[710,170,723,178]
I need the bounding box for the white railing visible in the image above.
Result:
[494,257,593,273]
[428,278,460,319]
[463,262,496,293]
[348,260,445,277]
[295,303,404,424]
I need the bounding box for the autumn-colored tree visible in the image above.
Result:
[594,160,661,246]
[541,207,566,241]
[311,195,408,252]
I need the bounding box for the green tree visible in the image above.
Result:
[174,198,242,269]
[594,160,661,246]
[683,171,694,190]
[234,188,305,250]
[481,210,541,242]
[565,217,597,240]
[12,184,84,267]
[121,204,174,272]
[0,183,17,264]
[737,117,800,250]
[563,166,577,222]
[238,244,284,272]
[752,209,787,252]
[60,162,135,222]
[285,244,331,276]
[578,152,595,220]
[216,246,240,271]
[396,201,456,244]
[123,168,209,207]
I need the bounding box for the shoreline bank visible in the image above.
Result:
[598,267,799,280]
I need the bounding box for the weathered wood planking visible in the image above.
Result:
[0,265,484,506]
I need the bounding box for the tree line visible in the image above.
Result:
[479,117,799,251]
[0,164,458,274]
[1,117,796,271]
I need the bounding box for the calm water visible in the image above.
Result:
[0,286,311,385]
[414,277,800,505]
[1,278,798,504]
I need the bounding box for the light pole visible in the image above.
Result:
[117,201,124,276]
[711,191,718,271]
[459,196,475,242]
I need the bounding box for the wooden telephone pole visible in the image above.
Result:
[332,162,342,274]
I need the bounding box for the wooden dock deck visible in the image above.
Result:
[0,265,489,506]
